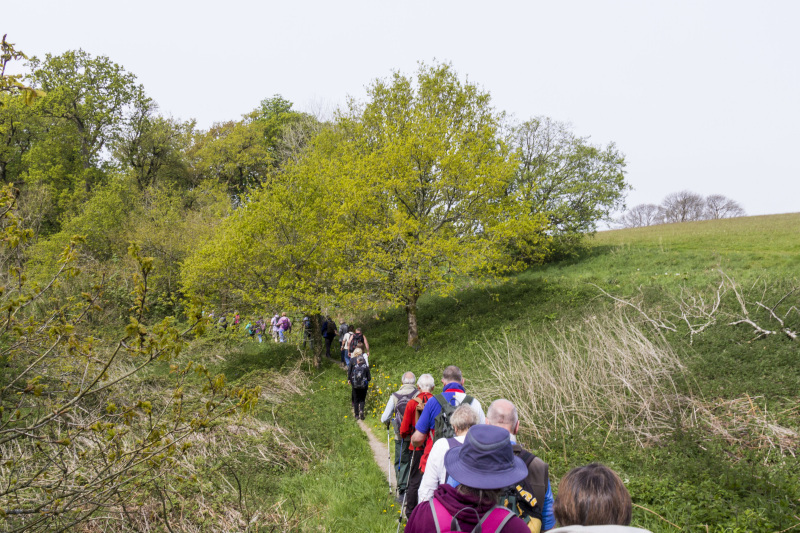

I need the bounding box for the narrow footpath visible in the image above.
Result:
[357,420,396,492]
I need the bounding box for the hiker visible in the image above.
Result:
[348,327,370,355]
[487,399,554,532]
[404,425,531,533]
[340,325,354,366]
[256,317,267,343]
[216,314,228,331]
[302,315,313,349]
[321,316,337,359]
[381,372,418,495]
[270,313,280,342]
[549,464,652,533]
[349,342,368,367]
[276,312,292,343]
[338,319,349,341]
[232,312,241,330]
[417,404,479,503]
[347,355,371,419]
[244,322,256,339]
[399,374,436,515]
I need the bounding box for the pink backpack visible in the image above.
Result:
[429,498,515,533]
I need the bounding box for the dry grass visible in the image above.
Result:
[478,311,800,460]
[479,312,687,446]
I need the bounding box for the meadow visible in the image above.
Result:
[141,213,799,532]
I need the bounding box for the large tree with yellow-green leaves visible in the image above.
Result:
[332,62,548,345]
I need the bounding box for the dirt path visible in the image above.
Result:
[357,420,396,492]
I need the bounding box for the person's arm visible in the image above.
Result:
[363,335,370,352]
[542,480,555,531]
[410,429,427,448]
[380,396,396,424]
[418,440,446,502]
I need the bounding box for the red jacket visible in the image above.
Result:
[400,391,432,449]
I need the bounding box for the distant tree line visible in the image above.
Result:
[619,190,745,228]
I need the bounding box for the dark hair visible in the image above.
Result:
[553,463,632,526]
[456,484,503,506]
[442,365,462,383]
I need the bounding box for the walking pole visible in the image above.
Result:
[397,448,417,533]
[387,427,393,496]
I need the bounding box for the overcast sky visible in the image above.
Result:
[6,0,799,218]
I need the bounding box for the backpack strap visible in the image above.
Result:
[434,393,450,410]
[430,497,450,533]
[473,506,516,533]
[461,394,473,406]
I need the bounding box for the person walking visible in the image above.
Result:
[404,425,531,533]
[340,325,354,366]
[400,374,436,515]
[276,312,292,343]
[418,404,479,503]
[380,372,418,495]
[256,317,266,343]
[302,315,313,349]
[487,399,555,532]
[347,355,371,419]
[270,313,280,342]
[321,316,337,359]
[347,327,369,354]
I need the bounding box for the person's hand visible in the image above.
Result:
[384,420,391,430]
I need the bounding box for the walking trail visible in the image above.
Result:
[357,420,396,491]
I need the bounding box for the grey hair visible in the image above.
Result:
[401,372,416,385]
[487,399,519,430]
[442,365,462,383]
[450,404,479,433]
[417,373,435,392]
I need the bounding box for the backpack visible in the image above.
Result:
[432,393,473,442]
[503,448,547,530]
[326,320,337,337]
[351,362,369,389]
[391,390,418,437]
[349,332,363,352]
[429,498,516,533]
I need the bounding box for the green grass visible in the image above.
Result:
[189,213,800,532]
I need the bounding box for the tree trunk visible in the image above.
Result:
[405,294,420,347]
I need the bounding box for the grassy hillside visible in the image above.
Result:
[195,213,799,532]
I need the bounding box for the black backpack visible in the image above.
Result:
[325,320,337,337]
[391,390,418,435]
[351,362,369,389]
[432,393,473,442]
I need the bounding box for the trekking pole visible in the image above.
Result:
[397,448,416,533]
[387,427,393,495]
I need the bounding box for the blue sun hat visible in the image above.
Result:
[443,424,528,490]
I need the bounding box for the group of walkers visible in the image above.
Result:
[319,317,375,420]
[210,311,294,343]
[376,365,653,533]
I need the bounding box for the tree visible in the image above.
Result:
[511,117,628,256]
[112,96,193,190]
[333,63,546,346]
[660,190,706,223]
[619,203,663,228]
[0,184,259,530]
[705,194,745,219]
[187,114,272,201]
[28,49,144,197]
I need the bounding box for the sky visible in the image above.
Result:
[5,0,799,218]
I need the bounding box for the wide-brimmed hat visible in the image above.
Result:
[444,425,528,490]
